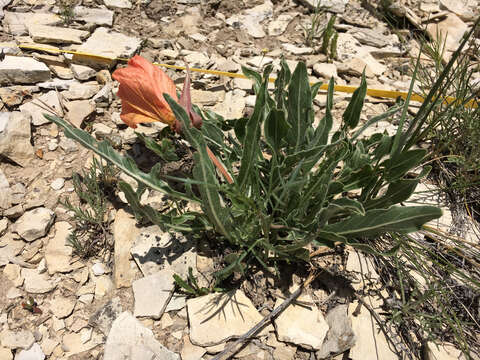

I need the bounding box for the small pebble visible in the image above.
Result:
[51,178,65,191]
[92,262,106,276]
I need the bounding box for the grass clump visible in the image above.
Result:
[61,158,117,259]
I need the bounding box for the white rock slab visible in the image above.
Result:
[0,56,50,85]
[22,268,56,294]
[268,14,294,36]
[0,329,35,349]
[73,6,114,26]
[426,14,469,56]
[49,297,76,319]
[28,24,89,44]
[210,91,246,119]
[103,0,132,8]
[0,112,34,167]
[132,270,175,318]
[274,294,329,350]
[282,43,314,55]
[20,90,62,126]
[317,305,356,358]
[298,0,349,13]
[313,63,338,79]
[70,64,97,81]
[425,342,463,360]
[348,296,397,359]
[74,27,141,68]
[0,347,12,360]
[112,209,139,288]
[181,334,206,360]
[188,290,268,346]
[104,311,180,360]
[3,12,60,36]
[14,207,55,242]
[65,100,96,128]
[62,82,100,100]
[62,331,103,357]
[131,226,196,278]
[14,342,45,360]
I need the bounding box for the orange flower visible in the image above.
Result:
[112,55,178,128]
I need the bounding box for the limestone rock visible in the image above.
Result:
[274,294,329,350]
[133,270,175,318]
[3,263,23,287]
[3,12,60,36]
[50,297,76,319]
[317,305,356,358]
[28,24,89,44]
[226,1,273,38]
[70,64,97,81]
[426,14,469,56]
[103,0,132,9]
[104,311,180,360]
[425,342,463,360]
[0,56,50,85]
[131,226,196,278]
[0,112,34,167]
[22,268,56,294]
[268,14,294,36]
[14,207,55,242]
[20,91,62,126]
[0,329,35,350]
[62,82,100,100]
[210,91,246,119]
[299,0,349,13]
[349,27,392,48]
[14,342,45,360]
[0,347,12,360]
[74,27,141,69]
[188,290,267,346]
[439,0,477,21]
[89,297,123,335]
[181,334,206,360]
[65,100,96,128]
[313,63,338,79]
[0,169,12,209]
[282,43,314,55]
[62,331,103,357]
[348,297,397,359]
[73,6,114,27]
[94,275,114,298]
[113,209,139,288]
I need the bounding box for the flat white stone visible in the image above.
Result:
[73,6,114,26]
[188,290,268,346]
[298,0,349,13]
[113,209,139,288]
[133,270,175,318]
[3,12,60,36]
[131,226,197,278]
[70,64,97,81]
[0,330,35,350]
[20,90,62,126]
[104,311,180,360]
[274,294,329,350]
[313,63,338,79]
[50,178,65,190]
[0,56,50,85]
[50,297,76,319]
[74,27,141,68]
[268,14,294,36]
[15,342,45,360]
[0,112,34,167]
[65,100,96,128]
[282,43,314,55]
[14,207,55,242]
[22,268,56,294]
[103,0,132,8]
[28,24,89,44]
[44,221,74,274]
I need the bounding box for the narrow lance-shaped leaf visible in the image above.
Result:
[237,66,272,189]
[287,62,312,151]
[343,71,367,129]
[45,114,193,202]
[264,108,290,152]
[164,94,233,240]
[323,206,442,237]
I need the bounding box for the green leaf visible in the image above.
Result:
[287,62,312,150]
[241,65,262,94]
[264,108,290,152]
[323,206,442,237]
[136,132,178,161]
[274,58,291,108]
[45,114,192,202]
[385,149,426,181]
[313,77,334,146]
[164,94,233,240]
[343,71,367,129]
[365,179,419,210]
[237,66,272,189]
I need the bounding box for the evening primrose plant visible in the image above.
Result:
[46,56,441,284]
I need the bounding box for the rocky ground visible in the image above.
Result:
[0,0,479,359]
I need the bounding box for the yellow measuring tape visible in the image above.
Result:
[6,43,478,108]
